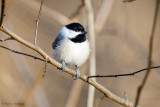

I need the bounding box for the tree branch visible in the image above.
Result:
[19,0,71,25]
[0,26,135,107]
[2,44,159,79]
[88,66,160,78]
[123,0,136,2]
[34,0,44,45]
[0,45,45,62]
[134,1,159,106]
[0,0,5,27]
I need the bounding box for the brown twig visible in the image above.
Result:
[0,0,5,27]
[134,1,159,107]
[22,63,47,105]
[34,0,44,45]
[88,65,160,78]
[0,45,45,62]
[42,58,48,78]
[0,26,135,107]
[123,0,135,2]
[19,0,71,25]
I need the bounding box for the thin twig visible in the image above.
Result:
[0,26,135,107]
[0,0,5,27]
[123,0,136,2]
[34,0,44,45]
[42,58,47,78]
[0,27,49,58]
[88,66,160,78]
[135,1,159,107]
[0,45,45,62]
[0,36,12,41]
[19,0,71,25]
[22,63,45,105]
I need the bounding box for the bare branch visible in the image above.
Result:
[0,0,5,27]
[0,45,45,62]
[88,66,160,78]
[123,0,136,2]
[0,27,49,58]
[34,0,44,45]
[19,0,71,25]
[42,58,48,78]
[135,1,159,106]
[0,26,135,107]
[0,36,12,41]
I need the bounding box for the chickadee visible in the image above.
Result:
[52,23,90,78]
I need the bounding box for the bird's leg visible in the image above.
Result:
[75,65,81,79]
[61,60,65,70]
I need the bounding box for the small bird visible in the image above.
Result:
[52,23,90,79]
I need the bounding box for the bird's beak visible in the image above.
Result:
[82,31,87,34]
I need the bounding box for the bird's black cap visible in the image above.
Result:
[66,23,85,32]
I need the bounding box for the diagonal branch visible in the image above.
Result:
[0,45,45,62]
[0,26,135,107]
[134,1,159,106]
[2,43,160,80]
[19,0,71,25]
[34,0,44,45]
[0,26,49,59]
[0,0,5,27]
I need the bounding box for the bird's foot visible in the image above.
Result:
[61,61,65,71]
[75,66,81,79]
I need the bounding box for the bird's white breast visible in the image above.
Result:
[52,38,90,66]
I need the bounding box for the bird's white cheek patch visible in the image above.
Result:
[60,26,81,39]
[67,30,81,39]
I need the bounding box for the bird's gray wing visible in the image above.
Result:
[52,34,64,49]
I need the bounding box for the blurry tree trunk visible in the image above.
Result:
[85,0,96,107]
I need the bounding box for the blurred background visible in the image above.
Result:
[0,0,160,107]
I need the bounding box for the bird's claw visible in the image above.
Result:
[75,65,81,79]
[76,70,81,79]
[61,61,65,70]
